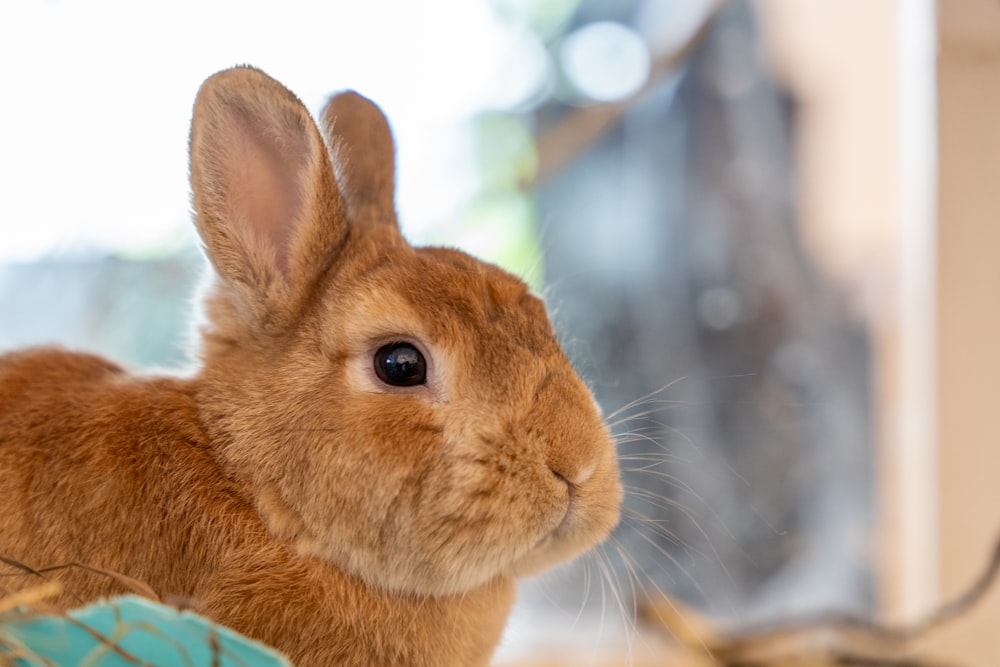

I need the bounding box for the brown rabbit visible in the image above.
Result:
[0,66,622,665]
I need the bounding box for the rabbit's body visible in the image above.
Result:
[0,67,620,666]
[0,348,513,665]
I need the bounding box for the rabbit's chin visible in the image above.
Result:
[273,505,586,599]
[506,523,607,581]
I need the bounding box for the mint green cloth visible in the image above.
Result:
[1,595,291,666]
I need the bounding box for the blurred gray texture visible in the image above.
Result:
[528,0,873,626]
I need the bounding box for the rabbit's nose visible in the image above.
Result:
[548,460,596,493]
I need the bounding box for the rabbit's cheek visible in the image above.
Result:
[353,449,569,596]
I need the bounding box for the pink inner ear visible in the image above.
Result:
[223,107,308,278]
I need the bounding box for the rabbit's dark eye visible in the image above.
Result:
[374,343,427,387]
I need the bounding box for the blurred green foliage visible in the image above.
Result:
[491,0,581,40]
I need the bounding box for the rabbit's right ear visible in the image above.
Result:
[189,66,347,332]
[320,91,399,231]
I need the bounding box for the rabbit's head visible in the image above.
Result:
[189,66,621,597]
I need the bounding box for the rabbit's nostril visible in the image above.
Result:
[551,462,596,489]
[573,463,595,486]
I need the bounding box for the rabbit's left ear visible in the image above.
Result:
[321,91,399,231]
[189,66,348,330]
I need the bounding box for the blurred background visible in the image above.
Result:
[3,0,1000,664]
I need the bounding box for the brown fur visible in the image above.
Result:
[0,66,622,666]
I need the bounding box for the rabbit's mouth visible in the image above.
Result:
[506,479,621,580]
[505,526,582,581]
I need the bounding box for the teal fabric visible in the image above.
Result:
[0,595,291,666]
